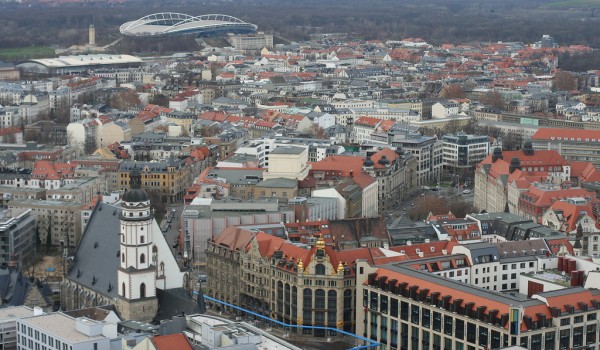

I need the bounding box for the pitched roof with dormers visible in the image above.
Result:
[31,160,77,180]
[532,128,600,143]
[545,200,600,233]
[388,240,459,260]
[354,116,382,128]
[366,264,555,332]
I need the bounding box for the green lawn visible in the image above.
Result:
[0,46,55,61]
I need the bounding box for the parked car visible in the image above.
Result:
[462,189,471,194]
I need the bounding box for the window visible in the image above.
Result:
[140,253,145,264]
[380,295,388,314]
[422,309,431,328]
[467,322,476,343]
[140,236,144,244]
[479,326,489,347]
[122,282,126,297]
[140,283,146,298]
[315,264,325,275]
[411,305,420,324]
[433,311,441,331]
[455,319,464,340]
[401,301,409,321]
[444,315,453,335]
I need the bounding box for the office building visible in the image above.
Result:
[357,260,600,350]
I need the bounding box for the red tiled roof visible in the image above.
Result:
[389,240,459,260]
[310,156,364,177]
[532,128,600,141]
[354,116,382,128]
[152,334,193,350]
[213,226,257,250]
[546,200,599,233]
[369,266,551,331]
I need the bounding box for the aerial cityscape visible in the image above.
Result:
[1,0,600,349]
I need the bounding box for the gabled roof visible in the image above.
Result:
[213,226,258,251]
[546,200,599,232]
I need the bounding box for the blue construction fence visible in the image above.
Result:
[195,293,381,350]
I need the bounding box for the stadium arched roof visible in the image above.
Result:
[120,13,258,37]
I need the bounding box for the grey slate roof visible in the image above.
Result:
[66,202,120,298]
[0,267,31,307]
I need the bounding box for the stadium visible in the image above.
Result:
[119,13,258,37]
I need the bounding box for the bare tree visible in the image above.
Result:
[108,90,141,111]
[480,91,505,109]
[439,84,466,99]
[552,71,576,91]
[308,124,327,139]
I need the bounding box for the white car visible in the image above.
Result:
[462,189,471,194]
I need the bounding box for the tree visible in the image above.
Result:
[552,71,576,91]
[502,131,522,151]
[51,96,71,123]
[147,189,166,224]
[308,124,327,139]
[23,252,44,280]
[480,91,505,109]
[150,94,170,107]
[46,219,52,253]
[407,195,447,220]
[108,90,141,111]
[199,124,222,137]
[439,84,466,99]
[407,193,476,220]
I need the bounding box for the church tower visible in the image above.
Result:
[117,165,158,321]
[88,24,96,46]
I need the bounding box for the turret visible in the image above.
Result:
[492,147,503,163]
[378,155,390,166]
[509,157,521,174]
[523,141,534,156]
[363,156,374,168]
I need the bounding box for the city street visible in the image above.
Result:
[383,185,475,224]
[161,204,185,259]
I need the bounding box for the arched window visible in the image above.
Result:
[315,264,325,275]
[328,290,337,309]
[303,288,312,309]
[315,289,325,308]
[153,246,158,266]
[122,282,126,297]
[121,251,125,263]
[140,253,145,264]
[140,283,146,298]
[159,262,165,277]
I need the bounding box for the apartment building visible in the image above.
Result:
[118,159,189,204]
[474,145,572,213]
[8,199,82,248]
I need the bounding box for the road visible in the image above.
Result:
[383,186,475,224]
[160,204,185,259]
